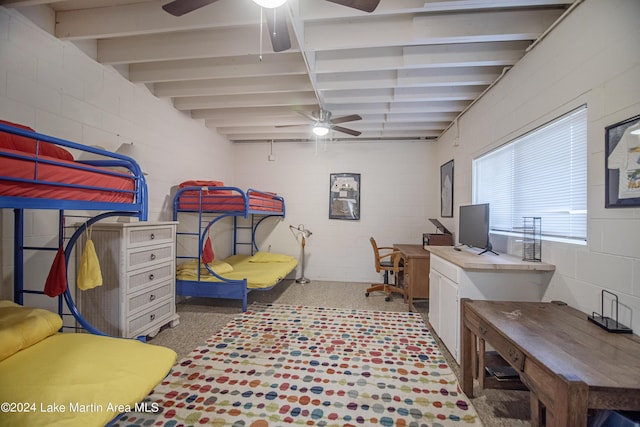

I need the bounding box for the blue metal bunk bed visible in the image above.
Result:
[0,121,178,427]
[0,120,148,334]
[173,184,296,311]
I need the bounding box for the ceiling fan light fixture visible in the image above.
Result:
[312,123,330,137]
[252,0,287,8]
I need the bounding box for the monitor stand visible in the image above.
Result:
[478,242,499,255]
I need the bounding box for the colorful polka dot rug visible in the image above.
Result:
[115,303,482,426]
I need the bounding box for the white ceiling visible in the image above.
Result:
[3,0,577,142]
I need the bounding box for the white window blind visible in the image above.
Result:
[473,106,587,241]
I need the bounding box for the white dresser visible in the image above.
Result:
[76,221,180,338]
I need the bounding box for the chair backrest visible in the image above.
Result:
[370,237,403,274]
[370,237,383,273]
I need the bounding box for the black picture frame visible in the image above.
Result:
[329,173,360,220]
[440,160,454,217]
[605,115,640,208]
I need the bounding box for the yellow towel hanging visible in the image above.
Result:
[77,224,103,291]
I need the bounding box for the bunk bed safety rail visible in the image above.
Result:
[246,188,285,217]
[174,186,285,217]
[174,185,250,216]
[0,121,148,218]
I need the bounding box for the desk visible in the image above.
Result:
[461,299,640,427]
[393,244,430,312]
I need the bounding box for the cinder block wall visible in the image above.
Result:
[435,0,640,333]
[0,7,232,306]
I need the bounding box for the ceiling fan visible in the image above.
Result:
[279,109,363,137]
[161,0,381,53]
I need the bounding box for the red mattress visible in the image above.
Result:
[177,187,282,212]
[0,148,135,203]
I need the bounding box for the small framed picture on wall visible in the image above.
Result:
[440,160,454,217]
[329,173,360,220]
[605,115,640,208]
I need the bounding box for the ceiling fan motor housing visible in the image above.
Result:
[314,109,332,123]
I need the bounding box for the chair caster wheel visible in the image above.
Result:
[365,292,370,297]
[385,296,391,302]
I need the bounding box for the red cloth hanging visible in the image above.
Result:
[202,236,214,264]
[44,247,67,297]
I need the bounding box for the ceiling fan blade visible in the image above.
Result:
[324,0,381,13]
[162,0,220,16]
[330,114,362,125]
[265,6,291,52]
[292,110,317,121]
[331,125,361,136]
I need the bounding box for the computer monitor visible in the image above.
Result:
[458,203,496,255]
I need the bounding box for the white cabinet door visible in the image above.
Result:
[428,271,440,334]
[439,274,459,361]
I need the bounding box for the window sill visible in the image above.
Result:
[490,230,587,246]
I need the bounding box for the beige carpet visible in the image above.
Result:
[148,280,531,427]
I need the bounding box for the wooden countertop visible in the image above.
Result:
[425,246,555,271]
[393,244,430,258]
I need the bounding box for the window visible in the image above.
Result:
[473,106,587,241]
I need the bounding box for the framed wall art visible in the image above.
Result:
[440,159,454,217]
[605,115,640,208]
[329,173,360,220]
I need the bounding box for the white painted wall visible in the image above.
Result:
[435,0,640,333]
[3,0,638,334]
[232,140,438,282]
[0,8,232,306]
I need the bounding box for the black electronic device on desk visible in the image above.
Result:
[458,203,498,255]
[424,219,453,248]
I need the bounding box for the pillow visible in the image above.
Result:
[179,180,224,189]
[176,259,234,275]
[0,300,63,361]
[249,251,296,263]
[208,260,234,275]
[0,120,74,161]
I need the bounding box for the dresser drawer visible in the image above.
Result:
[126,281,173,315]
[127,300,174,337]
[127,225,175,248]
[127,263,174,293]
[403,259,412,285]
[127,244,173,270]
[431,254,460,283]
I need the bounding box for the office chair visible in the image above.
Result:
[365,237,405,302]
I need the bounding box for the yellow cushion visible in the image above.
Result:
[248,251,297,263]
[207,259,234,274]
[191,254,298,289]
[0,300,62,362]
[177,259,234,275]
[0,333,176,427]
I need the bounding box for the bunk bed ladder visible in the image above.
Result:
[233,216,255,255]
[233,214,278,255]
[12,208,65,316]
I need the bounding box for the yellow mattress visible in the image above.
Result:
[176,252,298,289]
[0,333,176,427]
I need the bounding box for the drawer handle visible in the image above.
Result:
[150,253,156,261]
[149,274,155,280]
[508,348,520,363]
[149,294,156,302]
[150,314,156,321]
[150,233,155,240]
